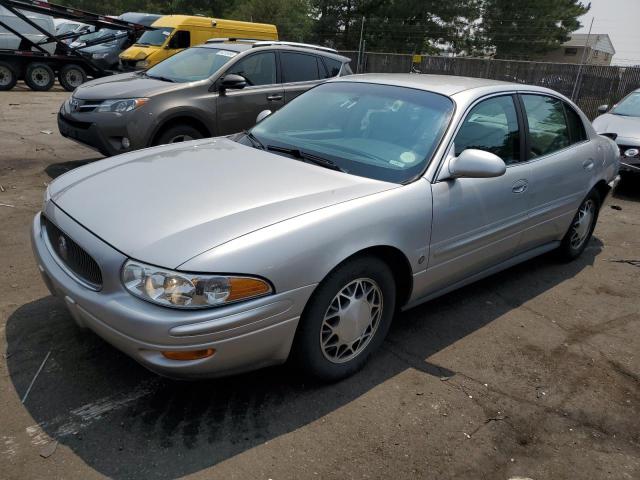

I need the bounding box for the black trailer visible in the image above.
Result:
[0,0,152,91]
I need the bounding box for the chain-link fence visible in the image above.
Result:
[340,51,640,119]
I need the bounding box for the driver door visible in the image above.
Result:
[422,94,532,295]
[216,51,284,135]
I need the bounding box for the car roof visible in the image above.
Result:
[198,41,350,61]
[331,73,556,96]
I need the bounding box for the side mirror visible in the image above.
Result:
[219,74,247,94]
[449,149,506,179]
[256,109,272,123]
[597,104,609,114]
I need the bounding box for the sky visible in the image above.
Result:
[575,0,640,65]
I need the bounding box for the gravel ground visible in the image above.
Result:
[1,86,639,480]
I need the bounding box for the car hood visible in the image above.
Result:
[593,113,640,145]
[120,45,154,61]
[72,72,181,100]
[49,138,397,268]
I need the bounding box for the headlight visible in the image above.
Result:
[135,59,149,68]
[97,98,148,113]
[122,260,273,309]
[624,148,639,158]
[92,52,109,59]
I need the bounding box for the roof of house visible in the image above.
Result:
[563,33,616,55]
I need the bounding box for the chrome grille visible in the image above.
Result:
[43,217,103,288]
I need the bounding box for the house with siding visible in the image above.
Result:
[538,33,616,65]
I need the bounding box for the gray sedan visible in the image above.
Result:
[593,88,640,175]
[33,74,620,381]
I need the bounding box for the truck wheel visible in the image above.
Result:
[58,64,87,91]
[0,61,17,91]
[25,63,55,91]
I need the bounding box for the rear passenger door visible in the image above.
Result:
[280,51,327,103]
[517,94,595,250]
[216,51,285,135]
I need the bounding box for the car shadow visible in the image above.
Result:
[6,241,602,479]
[45,158,103,179]
[612,174,640,202]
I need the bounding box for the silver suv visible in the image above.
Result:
[57,40,352,156]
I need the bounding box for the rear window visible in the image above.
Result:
[323,57,344,78]
[281,52,322,83]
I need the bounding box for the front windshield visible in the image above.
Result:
[251,82,454,183]
[146,47,238,82]
[57,23,79,35]
[611,92,640,117]
[136,27,173,46]
[74,28,121,45]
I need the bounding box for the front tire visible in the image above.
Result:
[154,124,204,146]
[291,256,396,382]
[558,189,601,261]
[24,62,55,91]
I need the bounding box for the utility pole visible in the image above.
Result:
[356,16,365,73]
[571,17,594,101]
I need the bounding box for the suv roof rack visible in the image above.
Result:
[206,37,260,44]
[251,41,338,53]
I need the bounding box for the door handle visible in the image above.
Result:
[583,159,595,171]
[267,94,283,101]
[512,179,528,194]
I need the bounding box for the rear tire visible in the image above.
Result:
[290,256,396,382]
[25,63,55,91]
[0,61,17,91]
[557,189,601,261]
[153,124,204,146]
[58,64,87,92]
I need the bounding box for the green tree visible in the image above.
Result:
[481,0,590,59]
[227,0,313,41]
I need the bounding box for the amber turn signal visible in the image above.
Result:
[162,348,215,361]
[227,277,272,302]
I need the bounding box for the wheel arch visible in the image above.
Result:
[149,113,213,147]
[319,245,414,310]
[591,178,610,204]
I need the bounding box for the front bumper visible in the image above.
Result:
[31,205,314,379]
[57,104,152,157]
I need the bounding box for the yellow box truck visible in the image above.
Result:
[119,15,278,69]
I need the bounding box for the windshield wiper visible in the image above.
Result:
[145,74,175,82]
[267,145,346,172]
[243,130,265,150]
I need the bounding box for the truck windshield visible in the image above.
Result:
[145,47,238,82]
[136,27,173,46]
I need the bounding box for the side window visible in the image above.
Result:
[281,52,321,82]
[169,30,190,49]
[226,52,276,86]
[454,95,521,164]
[323,57,343,78]
[521,94,570,157]
[564,103,587,144]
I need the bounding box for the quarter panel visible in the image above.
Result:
[179,179,432,296]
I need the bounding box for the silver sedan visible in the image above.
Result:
[32,74,620,381]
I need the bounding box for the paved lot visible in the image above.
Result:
[1,86,639,480]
